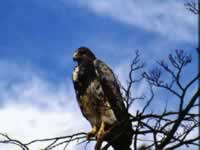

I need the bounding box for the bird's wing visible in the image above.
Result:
[93,59,127,121]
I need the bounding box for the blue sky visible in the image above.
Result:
[0,0,198,149]
[0,0,197,78]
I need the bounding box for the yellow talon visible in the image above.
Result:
[87,126,97,139]
[96,121,105,140]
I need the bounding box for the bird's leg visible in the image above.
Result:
[87,126,97,140]
[96,121,105,140]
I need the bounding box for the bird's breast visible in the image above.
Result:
[72,66,79,82]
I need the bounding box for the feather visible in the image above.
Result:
[72,47,133,149]
[93,59,127,121]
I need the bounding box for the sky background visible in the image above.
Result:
[0,0,198,149]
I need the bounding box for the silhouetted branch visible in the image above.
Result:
[134,50,199,150]
[185,0,199,14]
[120,50,144,110]
[0,132,88,150]
[0,49,199,150]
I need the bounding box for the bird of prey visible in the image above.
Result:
[72,47,133,150]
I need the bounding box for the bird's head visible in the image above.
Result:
[73,47,96,64]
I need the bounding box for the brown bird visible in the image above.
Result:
[72,47,133,150]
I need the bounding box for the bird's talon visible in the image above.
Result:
[86,132,95,140]
[86,127,97,140]
[96,121,105,140]
[96,130,105,140]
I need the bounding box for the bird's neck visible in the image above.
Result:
[78,62,96,81]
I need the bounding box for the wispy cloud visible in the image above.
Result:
[0,57,197,150]
[0,61,90,149]
[0,0,197,149]
[0,60,148,149]
[66,0,197,44]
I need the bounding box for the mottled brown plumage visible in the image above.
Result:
[72,47,133,150]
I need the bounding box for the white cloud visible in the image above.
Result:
[0,61,90,150]
[0,60,146,149]
[0,59,197,150]
[66,0,197,44]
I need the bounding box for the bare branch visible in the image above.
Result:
[0,49,198,150]
[185,0,199,14]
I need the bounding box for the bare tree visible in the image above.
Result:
[0,2,199,149]
[133,50,199,150]
[0,49,199,150]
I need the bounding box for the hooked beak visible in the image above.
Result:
[73,52,79,61]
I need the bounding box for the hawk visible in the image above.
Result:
[72,47,133,150]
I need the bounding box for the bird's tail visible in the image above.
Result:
[110,119,133,150]
[111,135,132,150]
